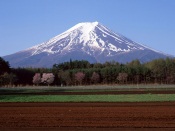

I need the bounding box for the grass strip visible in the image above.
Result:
[0,94,175,102]
[1,86,175,94]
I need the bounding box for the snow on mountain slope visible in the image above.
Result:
[3,22,172,67]
[25,22,148,56]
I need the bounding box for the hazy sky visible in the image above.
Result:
[0,0,175,56]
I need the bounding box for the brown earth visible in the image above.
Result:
[0,102,175,131]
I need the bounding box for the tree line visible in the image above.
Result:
[0,57,175,87]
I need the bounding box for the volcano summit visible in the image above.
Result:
[4,22,170,67]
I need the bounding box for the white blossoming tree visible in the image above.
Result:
[74,72,85,85]
[32,73,41,86]
[41,73,55,86]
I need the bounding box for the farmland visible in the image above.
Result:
[1,85,175,102]
[0,85,175,130]
[1,94,175,102]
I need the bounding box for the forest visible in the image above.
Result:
[0,57,175,86]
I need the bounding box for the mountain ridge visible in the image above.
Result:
[3,21,172,67]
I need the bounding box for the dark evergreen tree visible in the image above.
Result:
[0,57,10,75]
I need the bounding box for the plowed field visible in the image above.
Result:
[0,102,175,130]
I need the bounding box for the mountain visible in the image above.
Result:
[3,22,172,68]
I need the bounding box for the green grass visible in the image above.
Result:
[1,84,175,94]
[0,94,175,102]
[0,85,175,102]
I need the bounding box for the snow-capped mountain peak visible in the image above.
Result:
[27,21,149,57]
[27,22,101,55]
[4,21,172,67]
[65,21,99,33]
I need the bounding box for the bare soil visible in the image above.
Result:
[0,102,175,130]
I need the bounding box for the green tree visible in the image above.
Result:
[58,70,72,86]
[0,57,10,75]
[165,58,175,84]
[91,72,100,84]
[146,59,166,84]
[117,73,128,84]
[0,73,17,86]
[127,60,142,84]
[11,68,35,86]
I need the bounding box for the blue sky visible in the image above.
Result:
[0,0,175,56]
